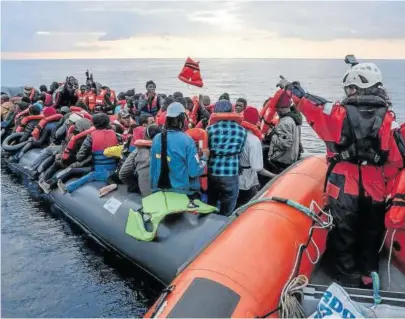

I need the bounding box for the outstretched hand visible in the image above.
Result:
[276,75,291,89]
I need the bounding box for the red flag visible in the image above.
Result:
[178,57,204,88]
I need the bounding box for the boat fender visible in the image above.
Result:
[208,112,243,126]
[2,132,28,152]
[125,191,217,242]
[185,128,208,191]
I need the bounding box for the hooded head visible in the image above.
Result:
[219,93,230,101]
[214,99,233,113]
[16,101,29,112]
[92,112,110,129]
[50,82,59,93]
[60,106,70,116]
[29,104,41,115]
[202,95,211,107]
[243,106,259,125]
[73,118,92,134]
[43,107,57,117]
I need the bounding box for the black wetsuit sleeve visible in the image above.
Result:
[76,135,92,162]
[32,125,51,147]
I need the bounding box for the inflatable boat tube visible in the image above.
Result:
[5,148,228,285]
[145,155,330,318]
[2,132,28,152]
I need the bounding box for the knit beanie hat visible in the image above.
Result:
[43,107,57,117]
[243,106,259,125]
[276,91,292,109]
[214,99,233,113]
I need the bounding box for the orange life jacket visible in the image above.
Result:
[31,114,63,140]
[15,114,44,132]
[178,57,204,88]
[189,96,200,126]
[69,106,93,121]
[87,92,97,111]
[109,89,117,104]
[15,108,30,124]
[260,89,287,135]
[208,112,243,126]
[62,127,96,161]
[185,128,208,192]
[95,89,108,105]
[241,121,263,141]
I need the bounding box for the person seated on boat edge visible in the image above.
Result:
[150,102,209,198]
[17,107,60,159]
[267,91,302,174]
[207,100,247,216]
[237,107,276,208]
[59,113,121,194]
[38,118,93,194]
[156,96,174,127]
[129,114,154,152]
[1,99,30,132]
[49,82,59,96]
[19,103,43,142]
[235,98,247,114]
[23,86,38,103]
[138,80,163,117]
[24,113,83,177]
[276,61,396,288]
[50,76,79,110]
[39,85,53,107]
[116,124,163,196]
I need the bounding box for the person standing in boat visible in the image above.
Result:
[150,102,209,197]
[238,107,276,207]
[276,61,396,288]
[267,91,302,174]
[59,113,121,194]
[207,100,247,216]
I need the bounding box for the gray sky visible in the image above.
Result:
[2,1,405,59]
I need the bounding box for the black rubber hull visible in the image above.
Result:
[3,149,228,285]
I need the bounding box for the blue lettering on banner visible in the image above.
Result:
[313,291,358,318]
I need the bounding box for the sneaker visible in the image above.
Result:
[38,180,51,194]
[57,180,67,194]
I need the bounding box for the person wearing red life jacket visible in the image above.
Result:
[114,92,127,114]
[129,114,154,151]
[38,118,93,193]
[138,80,163,117]
[76,85,88,104]
[156,96,174,127]
[237,107,276,207]
[59,113,121,193]
[39,85,53,106]
[111,109,132,141]
[276,58,397,288]
[267,91,303,174]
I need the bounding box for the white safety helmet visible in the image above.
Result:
[342,63,383,89]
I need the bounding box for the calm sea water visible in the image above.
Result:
[1,58,405,317]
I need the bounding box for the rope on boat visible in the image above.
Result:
[279,275,308,318]
[377,228,396,292]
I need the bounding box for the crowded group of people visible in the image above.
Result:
[1,60,404,290]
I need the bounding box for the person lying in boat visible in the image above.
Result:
[267,91,302,174]
[276,60,396,288]
[59,113,121,194]
[25,113,83,178]
[38,118,93,193]
[207,100,247,216]
[17,107,61,159]
[117,124,162,196]
[237,107,276,207]
[235,98,247,114]
[138,80,163,117]
[150,102,209,198]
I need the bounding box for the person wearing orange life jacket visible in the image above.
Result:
[118,124,162,196]
[139,80,163,117]
[59,113,121,194]
[76,85,88,103]
[38,118,93,193]
[267,91,303,174]
[156,96,174,127]
[129,114,154,151]
[276,59,396,288]
[114,92,127,114]
[237,107,276,207]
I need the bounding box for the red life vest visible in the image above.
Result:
[31,114,63,140]
[95,89,108,106]
[62,127,96,161]
[91,129,118,152]
[208,112,243,126]
[109,89,117,104]
[134,139,152,148]
[76,90,87,103]
[241,121,263,141]
[112,120,130,140]
[260,90,287,135]
[156,109,167,126]
[87,92,97,111]
[116,100,126,110]
[189,96,200,126]
[178,57,204,88]
[185,128,208,191]
[15,114,44,132]
[69,106,93,121]
[144,93,158,114]
[131,126,146,146]
[43,92,53,106]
